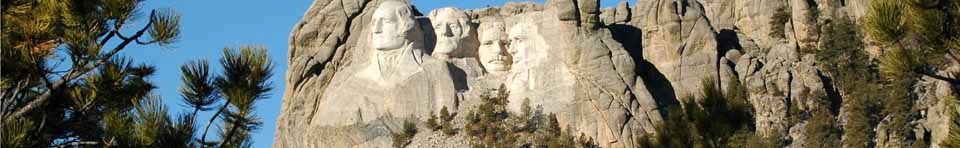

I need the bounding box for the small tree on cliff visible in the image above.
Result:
[642,78,757,148]
[461,84,596,148]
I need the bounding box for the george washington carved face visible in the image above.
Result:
[371,1,416,51]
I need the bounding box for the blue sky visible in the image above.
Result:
[126,0,633,147]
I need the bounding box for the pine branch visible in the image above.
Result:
[199,100,231,148]
[4,10,158,122]
[950,48,960,67]
[0,81,27,117]
[217,111,244,148]
[917,68,960,85]
[53,141,99,148]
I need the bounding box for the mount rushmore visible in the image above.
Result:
[274,0,956,147]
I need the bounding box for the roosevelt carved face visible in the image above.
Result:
[372,1,415,51]
[478,21,511,73]
[429,8,473,59]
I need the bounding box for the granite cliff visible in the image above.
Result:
[274,0,956,147]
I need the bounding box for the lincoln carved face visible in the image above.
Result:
[428,7,474,59]
[371,1,416,51]
[477,21,511,73]
[507,24,530,67]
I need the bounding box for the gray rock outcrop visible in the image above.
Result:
[274,0,954,147]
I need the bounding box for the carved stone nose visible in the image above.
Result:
[441,26,453,37]
[373,21,383,34]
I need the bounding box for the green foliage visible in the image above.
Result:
[647,108,695,147]
[882,79,917,147]
[769,6,791,39]
[866,0,960,145]
[216,122,254,148]
[942,96,960,147]
[640,78,758,148]
[217,46,274,111]
[816,16,865,74]
[149,9,182,46]
[462,85,597,148]
[441,119,455,136]
[440,106,451,121]
[0,0,272,147]
[198,45,274,147]
[426,112,441,131]
[724,130,778,148]
[439,106,455,135]
[867,0,959,81]
[464,85,516,147]
[0,0,196,147]
[879,47,920,79]
[100,96,197,147]
[393,119,418,148]
[803,96,841,148]
[815,15,882,148]
[520,98,533,120]
[1,118,35,148]
[865,0,906,44]
[421,106,454,135]
[181,59,218,113]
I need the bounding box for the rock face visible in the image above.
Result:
[275,0,952,147]
[632,0,720,100]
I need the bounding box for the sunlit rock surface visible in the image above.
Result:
[274,0,951,147]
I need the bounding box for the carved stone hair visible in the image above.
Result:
[375,0,417,36]
[477,17,506,41]
[428,7,474,36]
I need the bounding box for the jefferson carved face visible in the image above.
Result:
[478,21,511,73]
[372,1,416,51]
[429,7,473,59]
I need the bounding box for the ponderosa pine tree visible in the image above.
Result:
[865,0,960,146]
[0,1,274,147]
[641,78,757,148]
[392,119,418,148]
[816,15,881,148]
[1,0,182,147]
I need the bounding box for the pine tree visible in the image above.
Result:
[0,1,275,147]
[426,111,440,131]
[0,0,184,147]
[439,106,455,135]
[392,119,418,148]
[867,0,960,83]
[641,78,758,148]
[769,6,791,39]
[804,91,841,148]
[865,0,959,146]
[817,15,880,148]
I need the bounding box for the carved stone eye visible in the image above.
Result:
[483,40,494,45]
[449,24,460,29]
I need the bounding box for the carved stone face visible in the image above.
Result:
[478,21,511,73]
[508,24,530,67]
[429,8,472,59]
[371,2,415,51]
